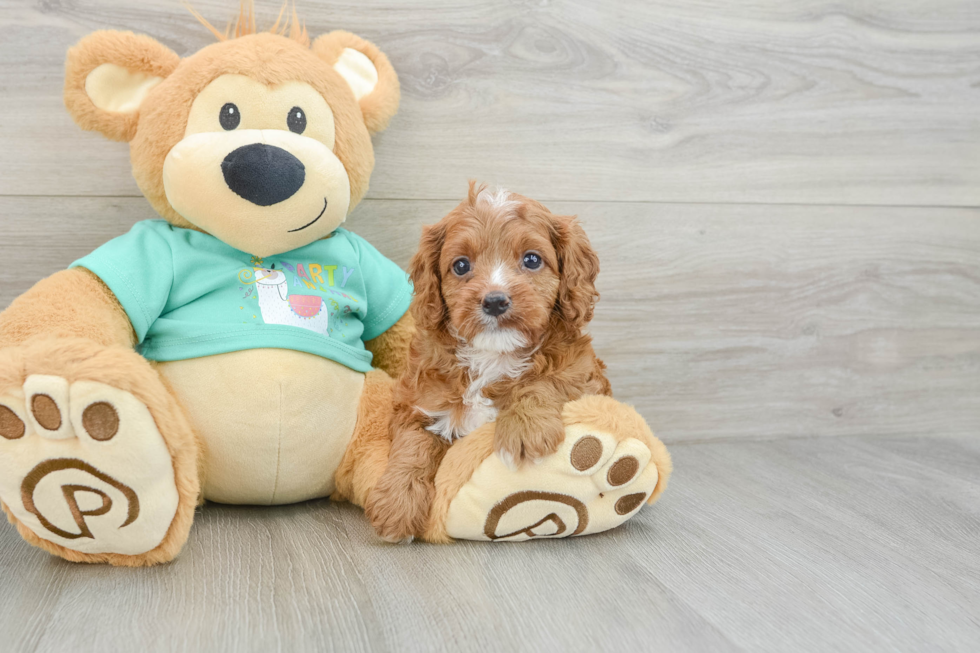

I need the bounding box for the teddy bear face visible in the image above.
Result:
[65,27,400,257]
[143,34,370,255]
[165,73,349,253]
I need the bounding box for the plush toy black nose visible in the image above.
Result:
[482,292,511,317]
[221,143,305,206]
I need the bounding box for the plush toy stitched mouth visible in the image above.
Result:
[287,197,328,233]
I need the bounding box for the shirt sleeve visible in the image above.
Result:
[347,231,414,342]
[69,221,175,343]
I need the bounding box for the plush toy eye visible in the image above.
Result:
[522,251,543,270]
[452,257,471,276]
[287,106,307,134]
[219,103,240,130]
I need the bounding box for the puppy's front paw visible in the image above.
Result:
[494,411,566,467]
[493,419,523,471]
[365,478,431,544]
[522,414,566,461]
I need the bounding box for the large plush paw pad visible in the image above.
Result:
[0,376,179,555]
[444,409,666,542]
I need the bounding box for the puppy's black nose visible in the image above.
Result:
[482,292,511,317]
[221,143,305,206]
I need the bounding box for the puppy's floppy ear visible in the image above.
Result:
[312,31,400,134]
[553,215,600,328]
[64,30,180,142]
[409,220,449,332]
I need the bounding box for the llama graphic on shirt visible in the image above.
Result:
[252,267,329,335]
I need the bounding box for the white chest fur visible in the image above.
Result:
[421,329,531,442]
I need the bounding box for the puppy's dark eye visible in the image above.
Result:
[219,103,240,130]
[452,257,471,276]
[287,106,307,134]
[522,251,543,270]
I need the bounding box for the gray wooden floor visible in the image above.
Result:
[2,434,979,652]
[1,0,979,651]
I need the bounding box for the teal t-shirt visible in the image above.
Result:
[71,220,413,372]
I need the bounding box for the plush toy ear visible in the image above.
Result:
[312,31,400,134]
[64,30,180,142]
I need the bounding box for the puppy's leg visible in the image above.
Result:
[365,419,449,543]
[331,370,395,508]
[494,382,567,467]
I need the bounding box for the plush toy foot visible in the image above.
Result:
[0,339,199,566]
[425,395,671,543]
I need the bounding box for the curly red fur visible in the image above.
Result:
[365,183,611,542]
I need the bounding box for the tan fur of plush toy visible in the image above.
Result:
[64,27,396,242]
[0,337,200,566]
[0,4,409,565]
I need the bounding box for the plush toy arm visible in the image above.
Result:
[363,311,415,379]
[0,268,135,349]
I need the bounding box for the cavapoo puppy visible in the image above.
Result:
[365,183,612,542]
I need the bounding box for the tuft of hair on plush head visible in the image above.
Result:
[183,0,310,47]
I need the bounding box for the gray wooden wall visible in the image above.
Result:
[1,0,978,443]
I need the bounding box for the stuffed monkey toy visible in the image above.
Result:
[0,6,671,566]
